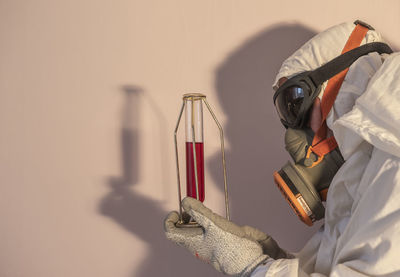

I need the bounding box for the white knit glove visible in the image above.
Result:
[164,197,289,276]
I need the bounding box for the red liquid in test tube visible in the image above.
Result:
[186,142,205,202]
[185,97,205,202]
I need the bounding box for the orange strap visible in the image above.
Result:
[310,23,369,158]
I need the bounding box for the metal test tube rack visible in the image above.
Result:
[174,93,230,227]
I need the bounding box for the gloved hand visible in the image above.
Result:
[164,197,290,276]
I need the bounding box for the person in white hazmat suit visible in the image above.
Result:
[164,21,400,276]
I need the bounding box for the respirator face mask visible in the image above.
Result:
[274,128,344,226]
[273,40,393,226]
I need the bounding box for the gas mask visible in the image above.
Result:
[272,23,392,225]
[274,128,344,226]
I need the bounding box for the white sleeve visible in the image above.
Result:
[250,226,324,277]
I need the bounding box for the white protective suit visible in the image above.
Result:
[253,22,400,276]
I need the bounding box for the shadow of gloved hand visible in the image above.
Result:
[164,197,291,277]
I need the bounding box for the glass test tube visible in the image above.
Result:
[185,97,205,202]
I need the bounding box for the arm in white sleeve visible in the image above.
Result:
[250,226,324,277]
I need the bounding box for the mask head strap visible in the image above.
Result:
[308,42,392,87]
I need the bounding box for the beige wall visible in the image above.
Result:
[1,1,399,276]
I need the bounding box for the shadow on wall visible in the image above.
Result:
[209,23,321,251]
[99,23,318,277]
[98,85,219,277]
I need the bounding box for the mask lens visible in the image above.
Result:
[275,86,305,126]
